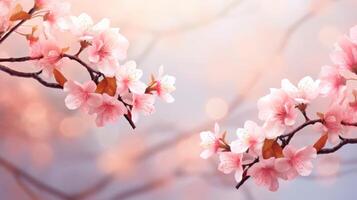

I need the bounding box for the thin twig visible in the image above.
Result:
[318,137,357,154]
[15,175,39,200]
[0,64,62,89]
[0,56,42,62]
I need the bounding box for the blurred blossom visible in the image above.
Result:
[97,136,146,176]
[205,97,228,120]
[315,154,341,185]
[318,26,342,47]
[59,114,92,138]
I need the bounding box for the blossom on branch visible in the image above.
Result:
[230,120,265,156]
[275,145,316,179]
[199,24,357,193]
[258,88,297,138]
[0,0,175,128]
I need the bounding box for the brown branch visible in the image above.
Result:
[341,121,357,127]
[70,175,114,200]
[0,56,42,62]
[0,6,36,44]
[280,119,323,147]
[318,137,357,154]
[15,175,39,200]
[0,64,63,89]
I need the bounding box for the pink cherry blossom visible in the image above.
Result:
[29,39,63,77]
[258,88,297,139]
[0,0,12,33]
[63,80,102,111]
[230,120,265,156]
[88,28,129,77]
[58,14,110,42]
[123,93,155,122]
[42,1,71,27]
[281,76,320,104]
[152,66,176,103]
[248,157,286,191]
[218,152,244,182]
[350,25,357,44]
[89,94,128,127]
[200,123,225,159]
[275,145,317,180]
[318,65,346,98]
[330,36,357,74]
[116,61,147,94]
[318,103,349,144]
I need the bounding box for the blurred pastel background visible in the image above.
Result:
[1,0,357,199]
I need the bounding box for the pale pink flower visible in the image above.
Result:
[318,65,346,98]
[58,13,94,41]
[258,89,297,139]
[350,25,357,44]
[200,123,224,159]
[58,14,110,42]
[318,103,349,144]
[29,39,63,77]
[90,94,128,127]
[330,36,357,74]
[218,152,244,182]
[43,1,71,27]
[0,16,10,34]
[63,80,102,111]
[275,145,317,180]
[35,0,51,8]
[152,66,176,103]
[116,61,147,94]
[248,157,286,192]
[230,120,265,156]
[0,0,12,33]
[123,93,155,122]
[281,76,320,104]
[88,28,129,77]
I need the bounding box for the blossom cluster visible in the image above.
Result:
[0,0,176,128]
[199,24,357,191]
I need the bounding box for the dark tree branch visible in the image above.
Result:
[280,119,323,148]
[318,137,357,154]
[0,56,42,62]
[0,64,62,89]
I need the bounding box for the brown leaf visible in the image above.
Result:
[95,77,117,96]
[313,133,328,151]
[10,5,31,21]
[53,69,67,87]
[262,139,284,159]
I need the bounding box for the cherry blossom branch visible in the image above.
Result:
[235,120,357,190]
[0,6,36,44]
[280,119,323,147]
[15,175,39,200]
[0,56,43,62]
[0,64,62,89]
[318,137,357,154]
